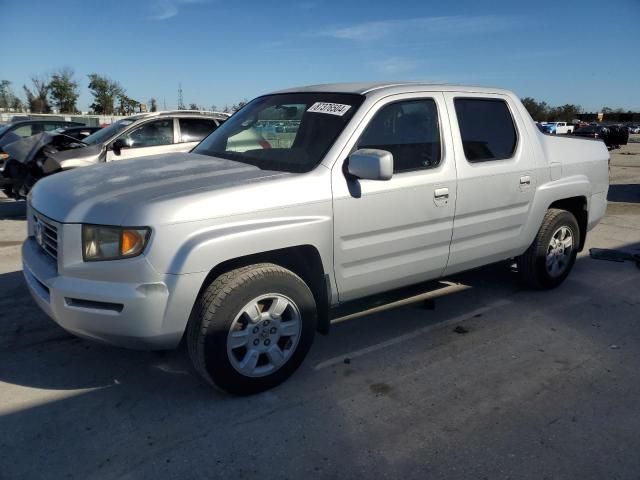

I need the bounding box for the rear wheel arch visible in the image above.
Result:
[548,196,588,251]
[517,208,580,289]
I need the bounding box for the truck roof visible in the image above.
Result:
[135,110,230,119]
[271,82,514,97]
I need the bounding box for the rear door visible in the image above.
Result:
[177,117,219,150]
[443,93,535,275]
[332,93,456,301]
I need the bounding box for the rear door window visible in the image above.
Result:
[13,124,36,137]
[454,98,517,162]
[179,118,218,143]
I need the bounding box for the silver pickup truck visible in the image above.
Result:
[22,83,609,394]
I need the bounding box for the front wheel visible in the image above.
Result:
[517,209,580,289]
[187,263,317,395]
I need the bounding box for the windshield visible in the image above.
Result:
[82,118,136,145]
[193,93,364,173]
[0,124,11,137]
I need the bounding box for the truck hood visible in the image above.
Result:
[29,152,288,224]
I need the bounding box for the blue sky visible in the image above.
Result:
[4,0,639,112]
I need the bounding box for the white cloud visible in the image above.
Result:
[321,15,517,42]
[149,0,206,21]
[371,57,419,75]
[297,1,318,9]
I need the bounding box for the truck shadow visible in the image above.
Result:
[0,262,514,392]
[0,198,26,219]
[608,184,640,203]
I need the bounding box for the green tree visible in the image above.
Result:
[521,97,582,122]
[23,76,51,113]
[188,103,199,110]
[88,73,124,114]
[149,98,158,112]
[556,104,582,122]
[521,97,549,121]
[49,67,79,113]
[117,93,139,115]
[231,99,248,113]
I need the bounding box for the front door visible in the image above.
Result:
[106,118,181,161]
[443,93,536,275]
[332,93,457,302]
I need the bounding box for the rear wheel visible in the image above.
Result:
[517,208,580,289]
[187,263,317,395]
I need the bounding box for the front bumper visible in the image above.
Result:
[22,237,202,349]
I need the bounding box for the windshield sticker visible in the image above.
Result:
[307,102,351,116]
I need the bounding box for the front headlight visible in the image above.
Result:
[82,225,151,261]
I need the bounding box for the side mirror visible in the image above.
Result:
[111,138,127,156]
[347,149,393,181]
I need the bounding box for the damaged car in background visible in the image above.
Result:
[0,120,86,174]
[53,125,103,141]
[1,131,87,198]
[1,110,229,198]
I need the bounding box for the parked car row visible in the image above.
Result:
[572,124,630,149]
[534,119,632,150]
[20,82,610,394]
[0,111,228,199]
[539,121,574,135]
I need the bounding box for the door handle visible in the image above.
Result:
[520,175,531,186]
[434,187,449,199]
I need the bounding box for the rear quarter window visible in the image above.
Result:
[179,118,218,143]
[454,98,517,162]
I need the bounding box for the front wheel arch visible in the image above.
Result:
[192,245,331,336]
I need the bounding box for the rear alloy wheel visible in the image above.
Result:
[545,226,574,278]
[517,208,580,289]
[187,263,316,395]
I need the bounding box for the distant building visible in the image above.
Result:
[577,112,640,123]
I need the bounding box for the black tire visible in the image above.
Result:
[187,263,317,395]
[517,208,580,289]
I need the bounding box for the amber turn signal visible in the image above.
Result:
[121,229,144,255]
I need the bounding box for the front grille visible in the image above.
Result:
[33,211,59,260]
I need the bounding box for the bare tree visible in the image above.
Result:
[23,75,51,113]
[0,80,22,110]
